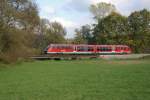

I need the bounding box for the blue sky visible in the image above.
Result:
[36,0,150,38]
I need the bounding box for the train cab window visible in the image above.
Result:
[44,46,50,52]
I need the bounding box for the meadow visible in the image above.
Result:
[0,59,150,100]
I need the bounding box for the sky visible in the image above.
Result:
[36,0,150,38]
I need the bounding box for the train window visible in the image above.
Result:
[77,47,84,51]
[97,47,103,51]
[52,46,56,49]
[108,47,112,51]
[62,46,65,49]
[58,46,62,49]
[100,47,103,51]
[97,47,112,51]
[58,46,61,49]
[59,46,61,49]
[97,47,100,51]
[116,47,120,50]
[104,47,109,51]
[65,46,68,49]
[60,46,66,49]
[66,46,73,49]
[88,47,94,51]
[56,46,60,49]
[102,47,106,51]
[97,47,102,51]
[77,46,93,51]
[124,47,126,50]
[59,46,72,50]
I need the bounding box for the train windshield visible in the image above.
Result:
[44,45,50,53]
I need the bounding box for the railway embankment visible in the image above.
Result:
[99,54,150,60]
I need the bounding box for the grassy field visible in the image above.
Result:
[0,59,150,100]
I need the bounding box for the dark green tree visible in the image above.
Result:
[73,28,87,44]
[73,24,93,44]
[92,12,129,44]
[128,9,150,53]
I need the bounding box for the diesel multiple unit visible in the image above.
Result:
[45,44,131,54]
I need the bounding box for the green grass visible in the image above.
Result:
[0,59,150,100]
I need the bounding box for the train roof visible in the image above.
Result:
[49,44,129,47]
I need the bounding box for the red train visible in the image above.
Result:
[45,44,131,54]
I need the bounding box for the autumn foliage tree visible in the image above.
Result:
[0,0,40,63]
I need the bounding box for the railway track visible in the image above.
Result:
[30,54,99,60]
[30,54,150,60]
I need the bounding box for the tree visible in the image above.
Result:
[0,0,68,63]
[45,21,66,44]
[92,12,128,44]
[49,22,66,36]
[0,0,40,63]
[73,24,94,44]
[90,2,116,20]
[80,25,93,44]
[128,9,150,53]
[33,18,50,52]
[73,29,87,44]
[33,19,66,53]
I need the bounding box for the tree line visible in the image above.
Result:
[0,0,66,63]
[74,2,150,53]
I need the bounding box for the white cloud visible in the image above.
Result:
[90,0,130,5]
[50,17,77,28]
[42,6,55,14]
